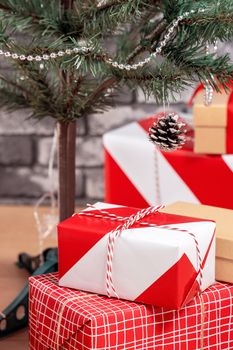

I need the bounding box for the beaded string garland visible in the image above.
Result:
[204,42,218,106]
[0,9,205,71]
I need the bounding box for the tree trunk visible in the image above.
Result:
[67,121,76,217]
[57,121,76,222]
[57,0,76,222]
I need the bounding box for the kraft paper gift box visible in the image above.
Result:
[29,273,233,350]
[194,91,233,154]
[162,201,233,284]
[58,202,216,310]
[103,116,233,210]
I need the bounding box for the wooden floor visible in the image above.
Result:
[0,206,58,350]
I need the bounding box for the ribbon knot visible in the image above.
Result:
[105,205,164,298]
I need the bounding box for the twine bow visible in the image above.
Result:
[105,205,163,298]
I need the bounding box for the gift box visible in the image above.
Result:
[193,91,233,154]
[58,202,216,310]
[29,273,233,350]
[103,116,233,210]
[162,201,233,284]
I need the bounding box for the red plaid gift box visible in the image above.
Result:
[58,203,215,310]
[29,273,233,350]
[103,116,233,209]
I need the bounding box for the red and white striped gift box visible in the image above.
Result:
[103,116,233,209]
[29,273,233,350]
[58,203,215,310]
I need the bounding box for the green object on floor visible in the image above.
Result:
[0,248,58,337]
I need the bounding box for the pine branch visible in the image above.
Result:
[0,3,12,11]
[97,0,128,11]
[182,15,233,26]
[87,77,117,104]
[0,2,41,25]
[0,74,30,95]
[66,76,83,114]
[0,88,28,110]
[127,18,167,62]
[0,0,60,36]
[0,77,29,110]
[80,0,155,37]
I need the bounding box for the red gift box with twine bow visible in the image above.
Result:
[103,116,233,210]
[29,273,233,350]
[58,203,216,310]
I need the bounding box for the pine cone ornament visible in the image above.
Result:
[149,112,186,151]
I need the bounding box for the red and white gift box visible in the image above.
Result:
[29,273,233,350]
[58,203,216,310]
[103,116,233,209]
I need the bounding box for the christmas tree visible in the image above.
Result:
[0,0,233,223]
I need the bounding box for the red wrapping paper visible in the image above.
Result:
[58,203,215,310]
[103,116,233,209]
[29,273,233,350]
[227,92,233,153]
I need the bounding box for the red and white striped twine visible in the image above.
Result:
[0,311,5,318]
[78,205,203,298]
[154,148,162,205]
[105,206,164,297]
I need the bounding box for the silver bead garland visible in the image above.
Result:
[0,8,206,72]
[204,41,218,106]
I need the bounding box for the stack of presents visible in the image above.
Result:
[29,88,233,349]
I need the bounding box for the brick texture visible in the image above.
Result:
[85,168,104,199]
[0,136,33,165]
[88,104,157,136]
[0,109,55,136]
[0,97,189,205]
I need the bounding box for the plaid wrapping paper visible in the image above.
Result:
[29,273,233,350]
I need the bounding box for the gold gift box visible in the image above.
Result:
[162,202,233,284]
[194,92,230,154]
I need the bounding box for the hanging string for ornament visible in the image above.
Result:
[152,84,167,205]
[154,142,162,205]
[204,41,218,106]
